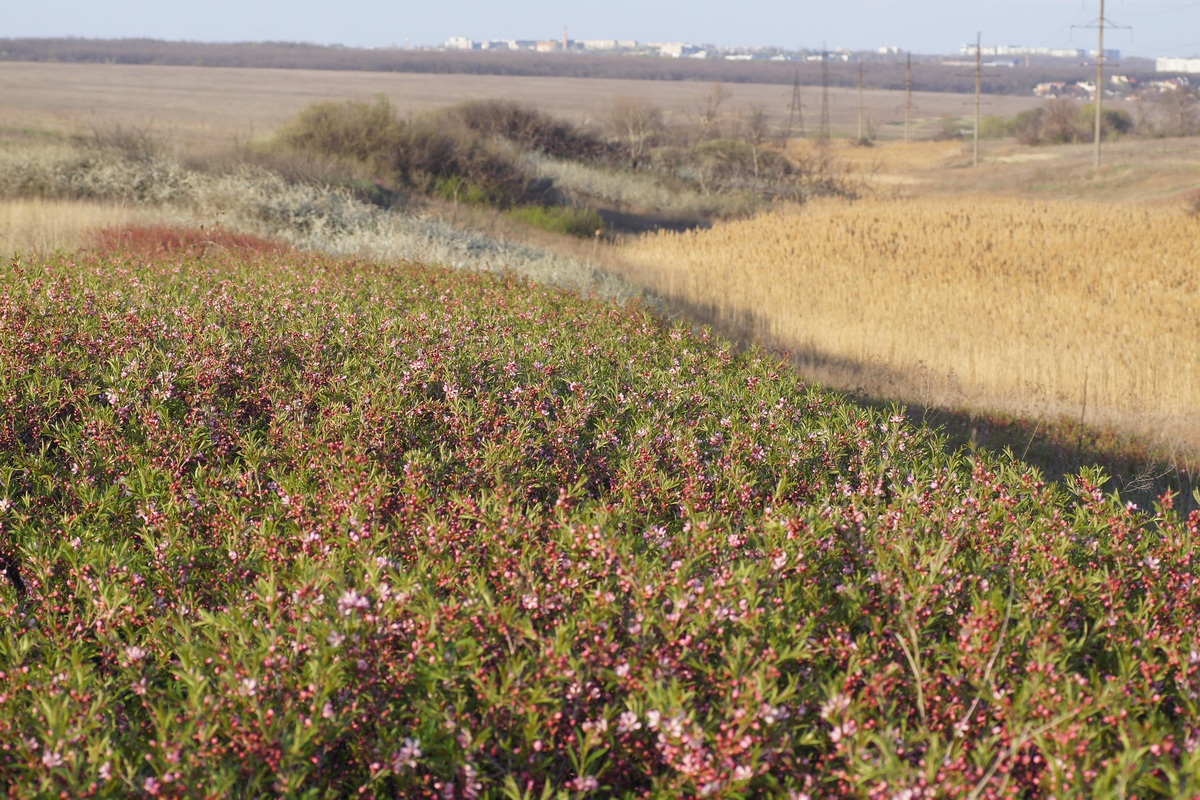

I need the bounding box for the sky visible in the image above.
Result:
[5,1,1200,59]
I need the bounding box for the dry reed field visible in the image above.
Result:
[620,196,1200,454]
[0,198,159,255]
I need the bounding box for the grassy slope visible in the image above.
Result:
[0,235,1197,797]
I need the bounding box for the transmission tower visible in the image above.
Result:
[786,70,806,139]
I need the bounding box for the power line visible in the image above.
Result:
[1115,1,1200,12]
[905,53,912,145]
[818,42,831,144]
[857,61,866,143]
[1073,0,1131,172]
[975,32,982,167]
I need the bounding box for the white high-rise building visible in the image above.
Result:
[1157,57,1200,74]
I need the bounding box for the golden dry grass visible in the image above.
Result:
[793,136,1200,205]
[0,198,160,256]
[791,139,967,172]
[619,196,1200,453]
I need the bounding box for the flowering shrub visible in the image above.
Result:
[0,233,1197,797]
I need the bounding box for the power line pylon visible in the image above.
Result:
[786,69,806,140]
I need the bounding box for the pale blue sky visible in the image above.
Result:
[5,1,1199,58]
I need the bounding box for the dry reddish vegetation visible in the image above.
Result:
[0,245,1197,797]
[88,225,294,258]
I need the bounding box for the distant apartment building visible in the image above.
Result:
[656,42,701,58]
[804,50,852,62]
[1157,56,1200,74]
[960,44,1120,61]
[444,36,476,50]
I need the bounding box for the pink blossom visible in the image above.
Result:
[337,589,370,616]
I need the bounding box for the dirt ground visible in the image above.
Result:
[0,61,1043,150]
[790,135,1200,206]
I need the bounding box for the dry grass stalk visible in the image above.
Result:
[620,196,1200,453]
[0,198,160,256]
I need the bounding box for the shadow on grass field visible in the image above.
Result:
[649,287,1199,515]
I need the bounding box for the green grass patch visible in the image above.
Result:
[506,204,605,238]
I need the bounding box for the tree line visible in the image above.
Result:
[0,37,1162,96]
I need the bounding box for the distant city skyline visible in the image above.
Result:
[5,1,1199,59]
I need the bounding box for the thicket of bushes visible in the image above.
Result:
[975,102,1135,144]
[447,99,613,162]
[268,94,848,232]
[1014,100,1135,144]
[980,92,1200,144]
[274,97,551,209]
[2,91,858,245]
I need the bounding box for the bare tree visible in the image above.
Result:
[608,96,663,169]
[695,83,732,142]
[742,105,771,179]
[1041,98,1086,144]
[1140,88,1200,138]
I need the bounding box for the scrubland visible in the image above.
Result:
[0,135,633,301]
[1,237,1198,797]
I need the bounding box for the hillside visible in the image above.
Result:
[1,236,1197,797]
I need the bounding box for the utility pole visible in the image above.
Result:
[1074,1,1129,174]
[857,61,865,143]
[819,42,831,144]
[1094,0,1105,172]
[969,32,979,167]
[974,32,982,167]
[905,53,912,145]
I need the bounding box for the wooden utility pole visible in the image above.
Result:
[974,32,982,167]
[905,53,912,145]
[857,62,865,143]
[1074,0,1128,173]
[818,43,831,143]
[1094,0,1105,172]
